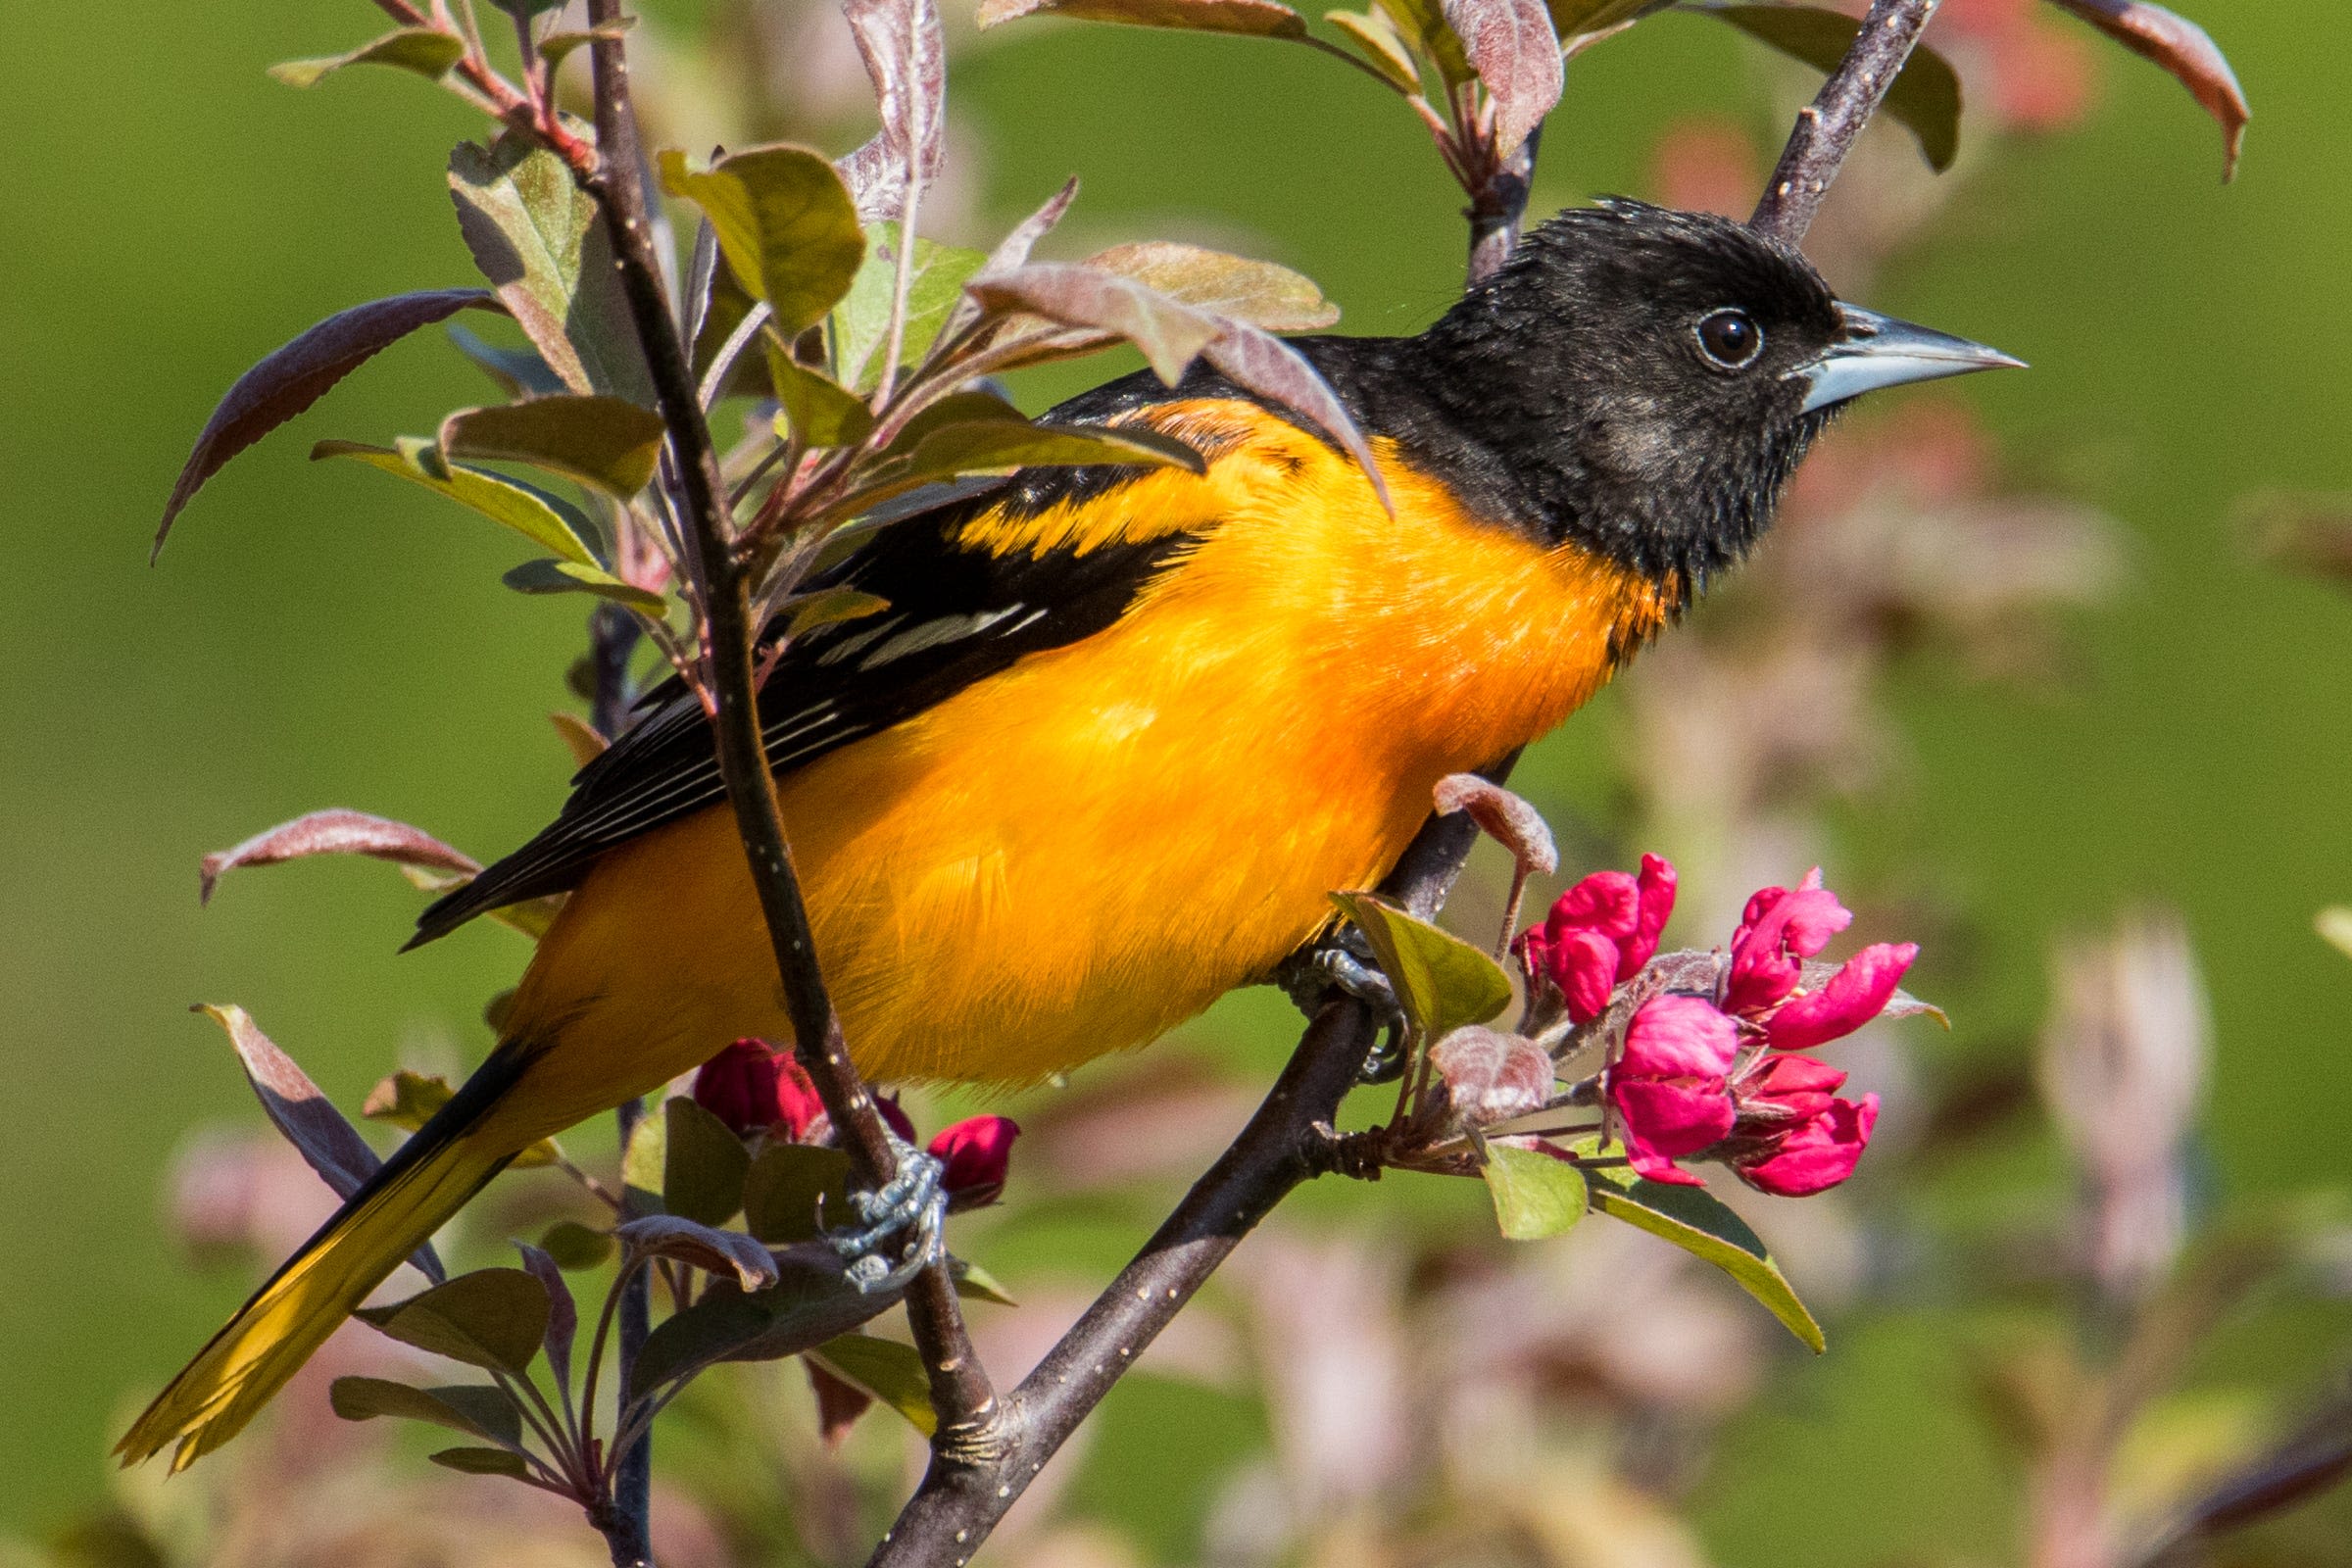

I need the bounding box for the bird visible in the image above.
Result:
[121,199,2017,1469]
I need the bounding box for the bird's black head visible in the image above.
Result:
[1412,199,2018,591]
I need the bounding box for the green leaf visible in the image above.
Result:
[663,1097,754,1227]
[1324,9,1423,91]
[901,420,1205,482]
[313,437,601,565]
[829,223,988,391]
[538,21,634,70]
[1328,891,1514,1040]
[781,587,891,640]
[361,1069,556,1167]
[269,27,467,89]
[327,1376,524,1447]
[1376,0,1474,88]
[1694,3,1963,172]
[1570,1137,1826,1352]
[769,355,877,446]
[1484,1144,1587,1239]
[622,1102,666,1210]
[1082,241,1340,331]
[427,1446,532,1477]
[742,1143,853,1244]
[439,396,666,497]
[503,558,669,614]
[449,135,654,403]
[657,146,865,339]
[978,0,1309,37]
[538,1219,616,1270]
[355,1268,551,1375]
[950,1257,1019,1306]
[809,1335,938,1436]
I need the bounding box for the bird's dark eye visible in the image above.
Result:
[1695,308,1763,370]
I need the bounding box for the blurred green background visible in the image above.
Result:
[2,0,2347,1559]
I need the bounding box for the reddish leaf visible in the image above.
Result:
[1430,1025,1556,1127]
[153,290,500,559]
[1442,0,1563,157]
[1201,320,1391,511]
[199,808,481,906]
[982,178,1079,276]
[1434,773,1558,877]
[2045,0,2247,179]
[836,0,948,222]
[808,1360,876,1447]
[191,1004,446,1282]
[1084,241,1340,331]
[615,1214,782,1292]
[977,0,1308,36]
[965,264,1223,384]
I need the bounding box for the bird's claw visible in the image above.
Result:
[1275,928,1410,1084]
[827,1136,947,1295]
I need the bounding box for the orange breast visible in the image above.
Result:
[493,407,1669,1125]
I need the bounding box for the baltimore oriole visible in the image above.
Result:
[122,200,2017,1468]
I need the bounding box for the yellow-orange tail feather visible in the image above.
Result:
[117,1127,509,1472]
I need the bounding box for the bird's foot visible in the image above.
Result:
[828,1134,947,1295]
[1274,927,1410,1084]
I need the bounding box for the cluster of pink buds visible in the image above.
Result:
[692,1038,1020,1212]
[1516,861,1912,1197]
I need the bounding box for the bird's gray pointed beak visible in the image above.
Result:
[1796,303,2026,415]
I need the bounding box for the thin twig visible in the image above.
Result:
[1749,0,1944,244]
[577,0,997,1461]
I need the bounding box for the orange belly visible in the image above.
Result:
[490,417,1670,1134]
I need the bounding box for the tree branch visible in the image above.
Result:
[578,0,994,1469]
[1749,0,1945,244]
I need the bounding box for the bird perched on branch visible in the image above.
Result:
[122,199,2016,1469]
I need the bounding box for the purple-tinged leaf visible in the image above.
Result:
[1434,773,1557,876]
[983,179,1080,277]
[662,1098,755,1229]
[615,1214,781,1293]
[964,264,1222,384]
[1442,0,1561,157]
[445,322,567,399]
[742,1144,854,1245]
[626,1246,900,1399]
[364,1069,560,1167]
[328,1377,523,1446]
[427,1446,532,1477]
[439,396,667,497]
[808,1361,875,1447]
[153,290,500,560]
[2044,0,2247,179]
[1084,241,1340,331]
[268,27,467,89]
[977,0,1308,37]
[193,1004,445,1282]
[836,0,948,223]
[355,1268,550,1374]
[200,808,480,906]
[514,1243,578,1394]
[1431,1025,1556,1127]
[449,136,655,404]
[1381,0,1475,88]
[1201,320,1391,511]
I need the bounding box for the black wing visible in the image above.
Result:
[408,456,1207,949]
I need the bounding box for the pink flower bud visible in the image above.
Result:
[1736,1053,1847,1124]
[1619,854,1678,980]
[929,1116,1021,1210]
[1765,943,1919,1053]
[1732,1094,1879,1198]
[1608,996,1740,1186]
[693,1039,788,1138]
[1725,869,1853,1015]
